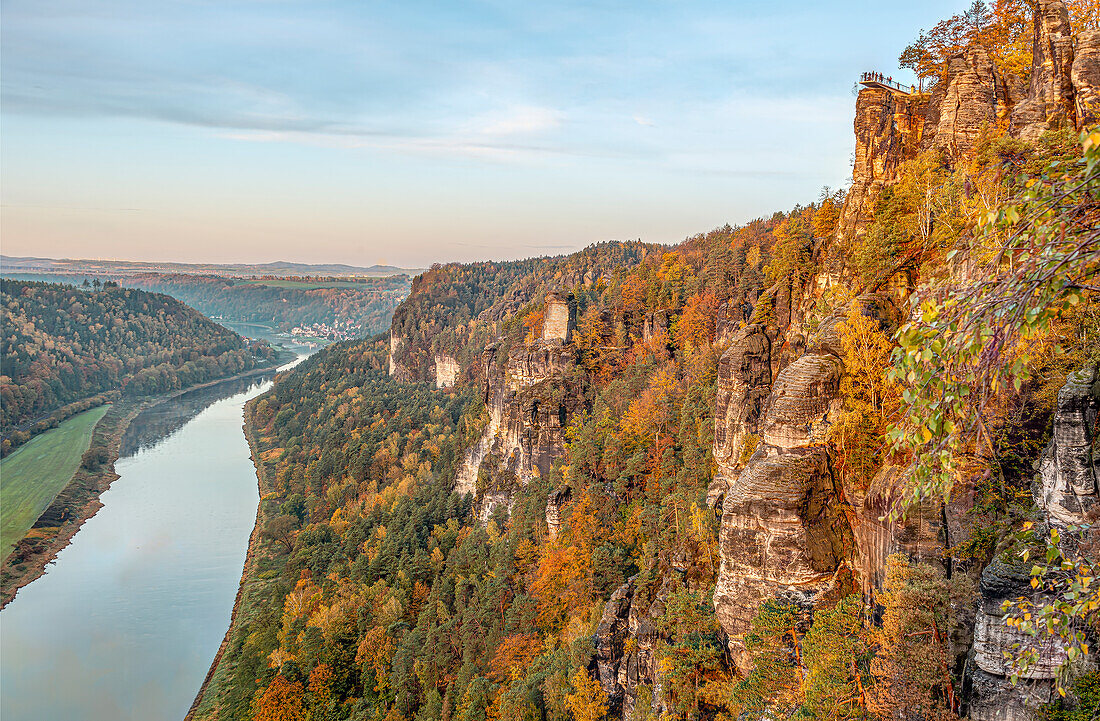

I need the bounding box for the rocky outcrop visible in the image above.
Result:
[388,332,404,377]
[713,324,772,470]
[713,446,851,672]
[837,0,1099,257]
[847,465,949,597]
[836,86,927,247]
[642,310,671,343]
[712,306,858,670]
[1072,30,1100,126]
[711,297,945,672]
[929,46,1007,158]
[545,486,571,539]
[454,340,584,520]
[966,559,1060,721]
[596,578,635,708]
[544,292,575,343]
[433,355,459,389]
[759,354,843,449]
[592,576,676,720]
[1012,0,1077,142]
[1036,365,1100,526]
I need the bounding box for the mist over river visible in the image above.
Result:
[1,357,304,721]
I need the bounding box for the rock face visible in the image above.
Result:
[1073,30,1100,126]
[929,46,1007,158]
[836,86,927,247]
[433,355,459,389]
[594,576,676,719]
[966,559,1059,721]
[710,297,946,672]
[712,324,772,470]
[595,578,635,708]
[712,305,862,670]
[543,292,575,343]
[837,0,1099,259]
[388,332,404,377]
[1035,366,1100,526]
[454,340,584,520]
[966,368,1098,719]
[1012,0,1077,142]
[642,310,671,343]
[545,486,571,539]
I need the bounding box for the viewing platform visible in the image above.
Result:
[859,71,918,94]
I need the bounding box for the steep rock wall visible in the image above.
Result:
[711,310,857,671]
[1011,0,1077,141]
[1072,29,1100,126]
[433,355,459,389]
[1035,365,1100,526]
[454,340,584,520]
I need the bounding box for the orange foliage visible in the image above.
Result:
[530,491,602,630]
[524,308,544,343]
[676,292,718,353]
[308,663,333,701]
[253,675,307,721]
[620,366,678,444]
[490,633,543,682]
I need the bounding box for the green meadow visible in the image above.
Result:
[0,405,110,559]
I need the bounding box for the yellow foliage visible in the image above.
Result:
[565,669,608,721]
[828,304,901,488]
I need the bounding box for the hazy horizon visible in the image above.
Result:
[3,0,962,268]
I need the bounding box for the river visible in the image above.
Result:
[0,355,306,721]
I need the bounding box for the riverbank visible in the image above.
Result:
[0,362,285,608]
[185,394,284,720]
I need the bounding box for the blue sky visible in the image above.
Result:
[1,0,964,267]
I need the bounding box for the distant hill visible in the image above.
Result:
[0,255,425,279]
[0,279,277,442]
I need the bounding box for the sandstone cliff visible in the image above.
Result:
[709,2,1100,711]
[453,339,585,521]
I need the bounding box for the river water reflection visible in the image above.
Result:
[1,359,302,721]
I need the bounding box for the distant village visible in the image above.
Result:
[288,320,362,342]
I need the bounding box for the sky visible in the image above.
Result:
[1,0,965,268]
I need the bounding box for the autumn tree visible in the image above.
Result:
[657,587,730,717]
[889,129,1100,509]
[565,669,608,721]
[801,595,874,719]
[828,304,901,488]
[869,555,965,720]
[726,600,805,716]
[253,675,308,721]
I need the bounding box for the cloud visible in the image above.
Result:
[474,105,563,136]
[633,115,655,127]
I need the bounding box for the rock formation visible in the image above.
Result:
[545,486,571,539]
[1073,30,1100,126]
[1035,365,1100,526]
[967,559,1062,721]
[454,340,584,520]
[433,355,459,389]
[835,86,927,247]
[544,291,576,343]
[388,332,404,377]
[712,323,772,472]
[1012,0,1077,142]
[711,311,854,670]
[928,46,1007,158]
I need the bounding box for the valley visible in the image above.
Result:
[2,1,1099,720]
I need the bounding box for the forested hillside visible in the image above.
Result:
[195,2,1100,720]
[120,273,410,336]
[388,241,659,381]
[0,280,276,445]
